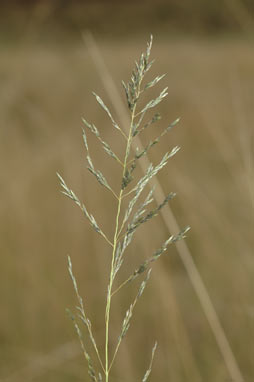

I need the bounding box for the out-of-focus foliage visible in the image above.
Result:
[0,0,254,45]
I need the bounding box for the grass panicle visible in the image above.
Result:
[58,35,188,382]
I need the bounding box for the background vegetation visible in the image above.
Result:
[0,1,253,381]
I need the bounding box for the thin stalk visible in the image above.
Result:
[111,276,132,297]
[100,232,114,248]
[104,188,123,382]
[104,85,141,382]
[109,290,139,372]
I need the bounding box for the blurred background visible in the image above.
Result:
[0,0,254,381]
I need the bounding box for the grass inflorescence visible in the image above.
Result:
[58,36,189,382]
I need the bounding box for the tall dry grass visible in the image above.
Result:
[0,36,253,381]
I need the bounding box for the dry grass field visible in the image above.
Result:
[0,5,253,380]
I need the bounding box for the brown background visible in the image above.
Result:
[0,1,254,382]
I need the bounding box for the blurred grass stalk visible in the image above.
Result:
[83,31,245,382]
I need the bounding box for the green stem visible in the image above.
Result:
[104,129,133,382]
[104,77,143,381]
[105,114,137,382]
[105,189,123,382]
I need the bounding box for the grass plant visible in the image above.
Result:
[57,36,189,381]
